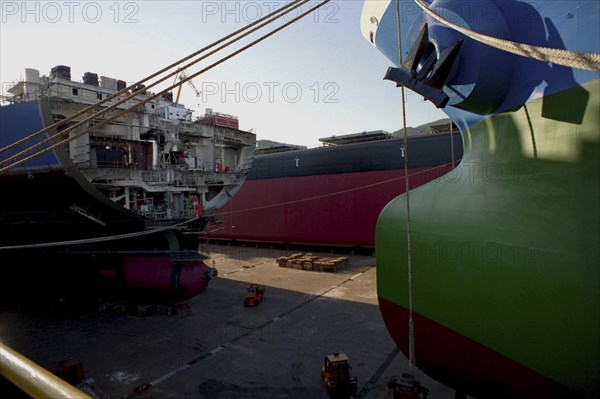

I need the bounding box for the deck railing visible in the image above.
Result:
[0,343,92,399]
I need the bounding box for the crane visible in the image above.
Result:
[174,70,201,103]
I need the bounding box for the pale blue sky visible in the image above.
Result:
[0,0,445,146]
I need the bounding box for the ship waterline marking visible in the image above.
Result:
[200,81,340,104]
[1,1,140,23]
[200,1,339,24]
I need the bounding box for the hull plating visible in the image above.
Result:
[376,78,599,398]
[208,134,462,247]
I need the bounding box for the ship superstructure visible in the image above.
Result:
[2,66,255,235]
[0,65,255,300]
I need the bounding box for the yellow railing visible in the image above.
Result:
[0,343,92,399]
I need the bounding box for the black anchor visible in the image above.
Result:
[384,24,463,108]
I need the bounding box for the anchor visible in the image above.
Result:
[384,24,463,108]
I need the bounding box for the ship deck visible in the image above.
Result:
[1,244,459,398]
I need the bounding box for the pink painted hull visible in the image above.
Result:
[123,256,213,299]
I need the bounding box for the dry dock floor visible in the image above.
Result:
[1,244,459,398]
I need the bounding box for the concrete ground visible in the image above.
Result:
[0,243,461,398]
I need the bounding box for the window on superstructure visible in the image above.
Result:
[72,88,78,96]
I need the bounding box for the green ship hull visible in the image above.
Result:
[376,80,599,398]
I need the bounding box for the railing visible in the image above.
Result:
[0,343,92,399]
[136,204,198,220]
[82,168,241,187]
[95,160,129,169]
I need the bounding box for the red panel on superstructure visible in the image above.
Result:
[202,114,239,129]
[208,166,452,247]
[214,115,239,129]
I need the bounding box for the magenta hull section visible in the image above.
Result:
[209,166,453,247]
[123,256,212,299]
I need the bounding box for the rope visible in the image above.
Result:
[1,0,326,173]
[0,0,308,157]
[0,0,313,172]
[0,217,199,251]
[413,0,600,72]
[396,0,416,372]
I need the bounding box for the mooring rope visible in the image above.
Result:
[0,0,309,158]
[0,0,315,173]
[0,217,199,251]
[414,0,600,72]
[396,0,416,372]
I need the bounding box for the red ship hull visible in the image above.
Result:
[207,134,462,247]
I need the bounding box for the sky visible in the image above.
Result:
[0,0,446,147]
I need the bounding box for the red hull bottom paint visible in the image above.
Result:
[209,167,452,247]
[124,257,212,299]
[378,298,581,399]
